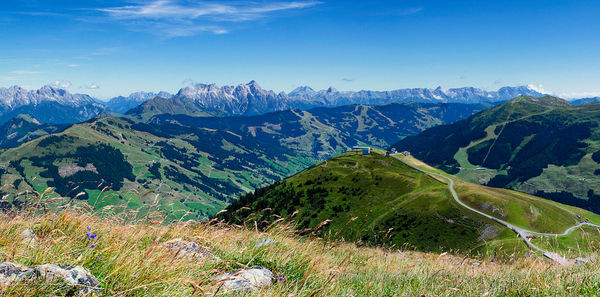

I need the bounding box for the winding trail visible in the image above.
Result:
[389,154,600,264]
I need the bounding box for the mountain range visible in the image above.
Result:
[132,82,545,117]
[0,83,547,124]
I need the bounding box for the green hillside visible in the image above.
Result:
[220,152,600,256]
[394,96,600,213]
[0,114,68,148]
[0,117,310,221]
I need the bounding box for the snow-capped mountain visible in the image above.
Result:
[106,91,172,114]
[0,85,98,108]
[287,85,545,106]
[165,82,546,116]
[173,81,288,115]
[0,85,104,124]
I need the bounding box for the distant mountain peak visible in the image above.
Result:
[0,85,98,108]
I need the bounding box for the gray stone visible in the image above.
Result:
[165,239,217,260]
[20,229,38,245]
[0,262,36,286]
[216,266,273,292]
[255,238,276,248]
[35,264,99,295]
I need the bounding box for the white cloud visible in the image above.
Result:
[67,64,80,68]
[83,83,100,90]
[53,80,72,88]
[98,0,322,37]
[527,84,550,94]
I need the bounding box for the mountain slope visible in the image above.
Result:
[572,97,600,105]
[0,114,68,148]
[0,117,314,220]
[150,102,491,156]
[220,152,600,255]
[393,96,600,213]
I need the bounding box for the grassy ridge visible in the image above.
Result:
[222,152,600,256]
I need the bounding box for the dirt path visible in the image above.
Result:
[389,153,600,265]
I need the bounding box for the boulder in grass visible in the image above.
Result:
[216,266,273,292]
[165,239,217,260]
[36,264,99,295]
[21,229,38,246]
[0,262,37,286]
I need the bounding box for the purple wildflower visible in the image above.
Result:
[87,226,91,231]
[86,232,97,240]
[90,244,95,248]
[278,276,284,281]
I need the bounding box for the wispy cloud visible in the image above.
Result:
[341,78,355,82]
[53,80,72,88]
[97,0,322,37]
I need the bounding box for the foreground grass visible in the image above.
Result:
[0,211,599,296]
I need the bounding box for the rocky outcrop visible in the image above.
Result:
[0,262,99,295]
[0,262,37,286]
[215,266,273,292]
[164,239,217,260]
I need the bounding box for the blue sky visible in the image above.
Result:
[1,0,599,99]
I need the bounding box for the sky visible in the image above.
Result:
[0,0,599,100]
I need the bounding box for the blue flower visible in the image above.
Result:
[90,244,95,248]
[278,276,284,281]
[86,232,97,240]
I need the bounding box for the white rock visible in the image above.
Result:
[216,266,273,292]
